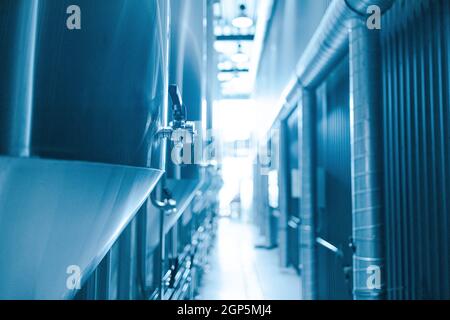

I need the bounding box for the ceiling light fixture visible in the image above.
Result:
[218,60,234,70]
[217,72,235,82]
[232,4,253,29]
[231,44,249,64]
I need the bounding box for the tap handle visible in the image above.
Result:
[169,84,182,107]
[169,84,186,122]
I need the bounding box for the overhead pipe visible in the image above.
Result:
[296,0,394,89]
[266,0,394,300]
[272,0,393,122]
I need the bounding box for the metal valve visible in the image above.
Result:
[156,84,196,147]
[151,187,177,214]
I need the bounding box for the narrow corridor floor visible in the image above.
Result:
[197,218,301,300]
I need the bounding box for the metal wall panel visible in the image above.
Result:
[287,110,301,270]
[253,0,331,116]
[381,0,450,299]
[279,120,292,267]
[315,60,353,300]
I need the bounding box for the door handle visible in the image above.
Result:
[288,216,301,229]
[316,237,344,258]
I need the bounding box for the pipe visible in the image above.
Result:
[295,0,394,89]
[278,0,393,300]
[346,0,395,15]
[349,18,385,300]
[299,89,317,300]
[296,0,354,89]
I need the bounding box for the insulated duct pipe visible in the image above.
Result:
[349,19,385,300]
[282,0,394,300]
[295,0,394,89]
[299,89,317,300]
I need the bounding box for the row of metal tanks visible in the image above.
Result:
[253,0,450,300]
[0,0,222,299]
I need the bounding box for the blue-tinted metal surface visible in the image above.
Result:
[0,156,162,299]
[299,89,317,300]
[0,0,170,300]
[316,60,352,300]
[166,0,205,180]
[285,110,301,270]
[30,0,168,168]
[0,0,38,157]
[254,0,331,107]
[381,0,450,299]
[349,18,385,300]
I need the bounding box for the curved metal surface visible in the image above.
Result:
[0,0,39,157]
[169,0,204,123]
[0,0,170,299]
[163,179,202,234]
[0,156,163,299]
[165,0,205,182]
[260,0,394,300]
[349,18,385,300]
[295,0,354,89]
[295,0,394,89]
[191,166,223,214]
[346,0,394,15]
[299,89,317,300]
[157,0,205,228]
[30,0,168,168]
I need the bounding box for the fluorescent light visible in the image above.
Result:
[232,4,254,29]
[231,44,249,64]
[231,52,249,64]
[218,60,233,70]
[217,72,234,82]
[232,16,254,29]
[214,41,236,55]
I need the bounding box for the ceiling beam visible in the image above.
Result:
[216,34,255,41]
[218,68,250,73]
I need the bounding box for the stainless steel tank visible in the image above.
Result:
[0,0,169,299]
[162,0,206,233]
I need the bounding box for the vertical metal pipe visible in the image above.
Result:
[279,120,290,268]
[349,18,385,300]
[300,89,317,300]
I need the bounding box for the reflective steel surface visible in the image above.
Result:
[163,179,202,234]
[0,156,163,299]
[0,0,39,156]
[30,0,169,168]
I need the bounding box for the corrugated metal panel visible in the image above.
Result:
[279,120,292,267]
[287,109,301,270]
[381,0,450,299]
[315,59,353,300]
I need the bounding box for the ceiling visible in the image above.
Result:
[212,0,261,98]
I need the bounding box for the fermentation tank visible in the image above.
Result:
[0,0,170,299]
[162,0,206,233]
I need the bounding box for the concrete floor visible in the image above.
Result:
[197,217,302,300]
